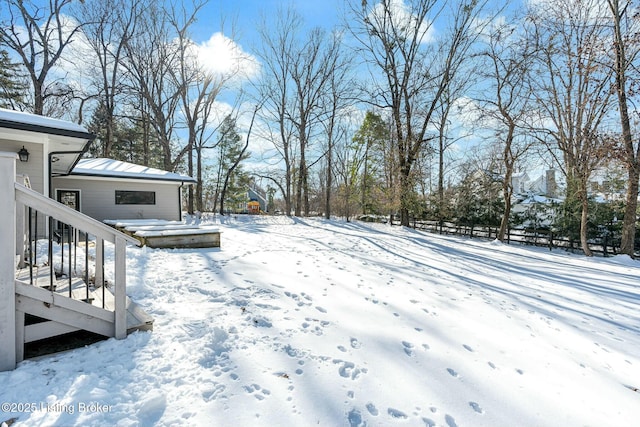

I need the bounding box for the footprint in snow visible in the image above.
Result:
[334,359,367,380]
[445,414,459,427]
[447,368,459,378]
[388,408,408,419]
[469,401,484,414]
[366,402,379,416]
[402,341,414,357]
[423,418,436,427]
[350,338,361,349]
[463,344,474,352]
[243,384,270,400]
[348,408,364,427]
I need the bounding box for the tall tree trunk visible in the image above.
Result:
[399,162,412,226]
[621,166,639,255]
[325,144,333,219]
[609,0,639,256]
[188,139,194,215]
[196,146,203,212]
[580,186,593,256]
[498,124,516,242]
[295,153,304,216]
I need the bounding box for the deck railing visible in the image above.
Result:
[14,183,140,340]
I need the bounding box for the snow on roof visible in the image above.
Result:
[0,107,93,139]
[517,193,563,204]
[71,158,196,183]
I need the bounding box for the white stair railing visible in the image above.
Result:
[1,152,140,371]
[14,183,140,339]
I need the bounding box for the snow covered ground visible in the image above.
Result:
[1,215,640,427]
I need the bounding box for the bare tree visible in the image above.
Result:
[0,0,83,116]
[477,17,536,241]
[255,8,300,216]
[349,0,492,226]
[607,0,640,256]
[168,0,235,213]
[528,0,614,256]
[76,0,144,156]
[257,7,346,217]
[288,26,345,216]
[321,38,352,219]
[121,1,186,172]
[334,126,363,221]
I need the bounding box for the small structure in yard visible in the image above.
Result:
[105,219,221,249]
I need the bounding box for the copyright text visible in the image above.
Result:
[1,401,112,415]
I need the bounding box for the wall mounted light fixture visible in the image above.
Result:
[18,146,29,162]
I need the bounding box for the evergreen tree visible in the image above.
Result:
[352,111,388,215]
[212,115,250,213]
[86,103,163,167]
[0,49,26,109]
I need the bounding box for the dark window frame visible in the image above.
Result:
[115,190,156,205]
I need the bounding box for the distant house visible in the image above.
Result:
[247,184,268,213]
[53,158,196,222]
[511,171,530,195]
[511,170,562,228]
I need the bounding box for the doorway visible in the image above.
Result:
[55,189,80,242]
[56,189,80,211]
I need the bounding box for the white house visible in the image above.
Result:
[0,108,94,198]
[53,158,196,222]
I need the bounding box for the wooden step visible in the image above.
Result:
[15,267,153,333]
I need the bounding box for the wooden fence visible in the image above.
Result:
[390,218,623,257]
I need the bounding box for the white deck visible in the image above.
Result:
[106,219,221,248]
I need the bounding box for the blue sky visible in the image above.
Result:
[193,0,346,46]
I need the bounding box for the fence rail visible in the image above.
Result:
[389,218,624,257]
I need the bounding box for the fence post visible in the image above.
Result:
[0,152,17,371]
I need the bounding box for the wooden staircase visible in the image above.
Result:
[1,170,153,369]
[14,267,153,361]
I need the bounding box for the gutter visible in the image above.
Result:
[179,182,184,220]
[0,118,95,141]
[48,149,92,198]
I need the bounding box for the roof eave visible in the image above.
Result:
[0,118,95,141]
[66,172,197,184]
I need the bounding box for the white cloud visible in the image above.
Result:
[196,33,260,82]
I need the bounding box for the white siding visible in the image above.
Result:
[0,141,49,238]
[52,177,183,222]
[0,140,45,194]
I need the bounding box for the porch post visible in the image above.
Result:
[0,152,17,371]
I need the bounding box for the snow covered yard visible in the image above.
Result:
[1,215,639,427]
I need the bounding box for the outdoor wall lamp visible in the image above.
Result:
[18,146,29,162]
